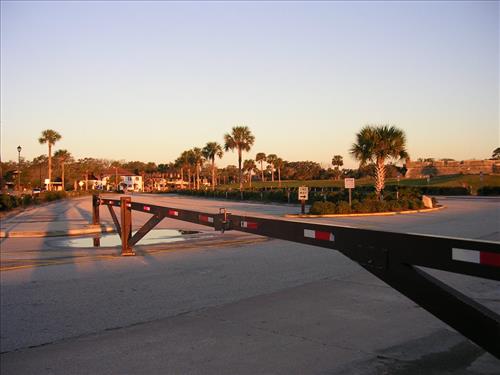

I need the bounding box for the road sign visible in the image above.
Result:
[344,178,355,189]
[298,186,309,201]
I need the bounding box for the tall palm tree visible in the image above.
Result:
[350,125,408,198]
[255,152,266,182]
[243,159,256,188]
[202,142,224,190]
[332,155,344,180]
[179,150,195,189]
[224,126,255,191]
[192,147,204,190]
[266,154,277,183]
[53,149,72,191]
[174,157,185,189]
[275,158,284,188]
[31,155,48,187]
[492,147,500,160]
[38,129,62,190]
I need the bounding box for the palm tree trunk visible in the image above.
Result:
[188,169,191,189]
[248,171,252,188]
[271,163,274,182]
[211,159,215,191]
[375,159,386,199]
[278,167,281,188]
[196,164,200,190]
[48,143,52,190]
[260,161,264,182]
[238,148,243,191]
[62,162,65,191]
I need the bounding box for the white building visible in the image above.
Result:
[99,168,143,192]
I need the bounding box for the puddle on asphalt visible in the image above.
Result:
[55,229,202,248]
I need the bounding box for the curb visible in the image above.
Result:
[284,205,445,218]
[0,225,115,238]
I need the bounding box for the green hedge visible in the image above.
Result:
[169,186,433,204]
[170,184,475,203]
[170,188,299,203]
[477,186,500,196]
[309,197,425,215]
[0,190,94,212]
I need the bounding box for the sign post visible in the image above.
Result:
[344,178,355,207]
[298,186,308,214]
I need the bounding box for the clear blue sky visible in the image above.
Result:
[1,1,498,168]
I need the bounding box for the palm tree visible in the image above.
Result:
[192,147,204,190]
[202,142,224,190]
[255,152,266,182]
[174,157,185,189]
[224,126,255,191]
[275,158,284,188]
[492,147,500,160]
[53,149,72,191]
[38,129,62,190]
[332,155,344,180]
[178,150,195,189]
[31,155,48,187]
[243,159,256,188]
[350,125,408,198]
[266,154,277,183]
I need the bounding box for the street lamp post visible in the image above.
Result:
[17,145,22,192]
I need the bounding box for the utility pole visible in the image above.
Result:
[17,146,22,192]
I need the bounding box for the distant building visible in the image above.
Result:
[79,168,144,192]
[405,159,500,178]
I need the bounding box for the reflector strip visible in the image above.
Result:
[304,229,334,241]
[199,215,214,223]
[241,221,258,229]
[452,248,500,267]
[143,206,151,212]
[168,210,179,216]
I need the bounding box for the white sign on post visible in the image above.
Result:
[344,178,355,189]
[298,186,309,201]
[344,178,355,207]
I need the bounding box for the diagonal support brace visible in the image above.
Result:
[129,213,165,247]
[107,205,121,238]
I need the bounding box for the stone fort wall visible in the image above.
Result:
[405,159,500,178]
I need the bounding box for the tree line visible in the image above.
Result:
[3,124,414,198]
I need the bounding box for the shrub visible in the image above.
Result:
[266,189,287,203]
[0,194,17,211]
[353,199,380,213]
[42,191,67,202]
[22,194,33,206]
[477,186,500,196]
[336,201,351,214]
[309,201,336,215]
[384,200,402,212]
[420,186,470,195]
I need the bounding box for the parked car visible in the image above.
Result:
[32,188,41,195]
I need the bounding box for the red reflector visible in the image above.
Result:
[315,231,331,241]
[480,252,500,267]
